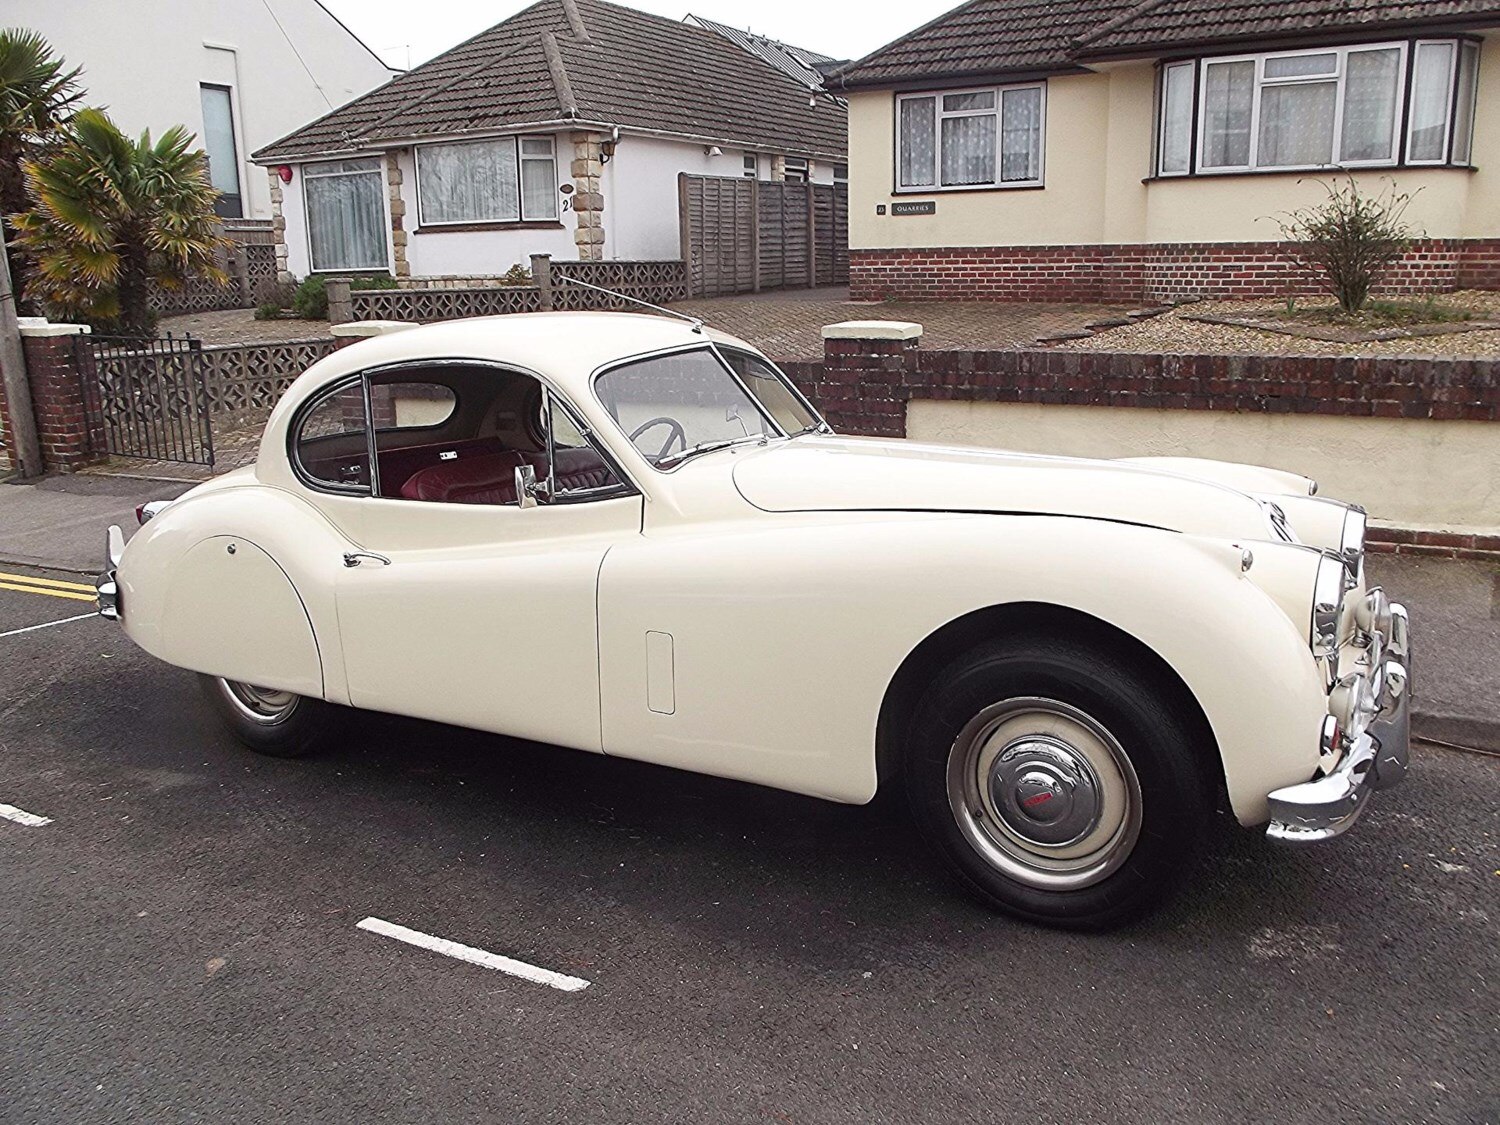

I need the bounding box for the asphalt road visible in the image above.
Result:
[0,569,1496,1125]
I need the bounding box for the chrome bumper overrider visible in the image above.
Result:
[1267,597,1411,843]
[97,525,124,621]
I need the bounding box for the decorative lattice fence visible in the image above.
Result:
[552,259,688,307]
[348,258,688,323]
[199,337,337,425]
[352,285,546,321]
[150,227,282,316]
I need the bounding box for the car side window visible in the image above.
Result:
[294,379,370,491]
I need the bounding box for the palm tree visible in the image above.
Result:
[0,28,83,313]
[10,108,228,335]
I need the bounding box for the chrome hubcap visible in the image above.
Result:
[947,698,1142,891]
[219,678,299,725]
[989,737,1103,848]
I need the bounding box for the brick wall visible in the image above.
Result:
[791,343,1500,436]
[849,239,1500,304]
[21,334,101,472]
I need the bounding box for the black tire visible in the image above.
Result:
[903,635,1214,931]
[198,674,335,759]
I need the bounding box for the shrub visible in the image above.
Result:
[254,301,283,320]
[499,263,532,286]
[292,273,398,319]
[1275,178,1418,315]
[292,274,326,319]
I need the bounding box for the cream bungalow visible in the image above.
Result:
[831,0,1500,302]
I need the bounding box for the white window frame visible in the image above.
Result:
[1406,39,1459,165]
[1156,61,1196,177]
[413,134,560,227]
[301,157,391,274]
[1193,41,1408,174]
[895,82,1047,192]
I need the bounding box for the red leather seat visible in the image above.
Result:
[399,447,619,504]
[400,451,527,503]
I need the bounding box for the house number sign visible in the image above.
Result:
[890,201,936,216]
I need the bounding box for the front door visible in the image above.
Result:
[289,363,643,753]
[331,495,642,752]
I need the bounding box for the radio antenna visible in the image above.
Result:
[554,275,704,332]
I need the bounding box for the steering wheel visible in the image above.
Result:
[628,416,687,461]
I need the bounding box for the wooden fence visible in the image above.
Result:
[678,174,849,298]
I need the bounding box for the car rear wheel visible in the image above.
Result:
[199,674,334,759]
[904,636,1214,930]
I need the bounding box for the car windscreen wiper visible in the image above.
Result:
[656,438,750,469]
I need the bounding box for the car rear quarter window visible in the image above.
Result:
[294,380,371,490]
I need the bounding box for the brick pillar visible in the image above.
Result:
[268,167,292,283]
[325,277,353,325]
[386,151,410,278]
[18,321,99,472]
[571,131,606,261]
[817,321,923,438]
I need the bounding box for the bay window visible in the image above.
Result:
[1157,38,1480,176]
[896,83,1046,190]
[304,158,388,273]
[416,135,559,225]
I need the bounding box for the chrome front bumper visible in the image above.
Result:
[1266,598,1411,843]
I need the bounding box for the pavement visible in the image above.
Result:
[0,556,1495,1124]
[667,287,1127,359]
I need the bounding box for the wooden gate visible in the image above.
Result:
[678,174,848,298]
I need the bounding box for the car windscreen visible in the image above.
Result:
[595,348,780,466]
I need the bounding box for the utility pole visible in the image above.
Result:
[0,234,42,478]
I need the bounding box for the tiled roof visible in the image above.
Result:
[684,14,843,90]
[834,0,1500,87]
[1079,0,1500,54]
[253,0,847,162]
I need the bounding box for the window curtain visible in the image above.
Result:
[940,114,996,185]
[1257,81,1335,166]
[1201,60,1254,166]
[1409,42,1456,161]
[418,138,520,223]
[1159,64,1194,174]
[899,97,936,187]
[305,164,386,271]
[519,138,558,219]
[999,87,1042,182]
[1341,48,1401,161]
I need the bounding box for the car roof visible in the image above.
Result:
[317,311,753,391]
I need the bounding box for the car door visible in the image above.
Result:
[291,365,642,753]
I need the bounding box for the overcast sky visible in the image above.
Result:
[320,0,955,71]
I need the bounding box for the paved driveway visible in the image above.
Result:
[669,287,1127,359]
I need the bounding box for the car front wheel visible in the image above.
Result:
[904,636,1214,930]
[199,674,334,759]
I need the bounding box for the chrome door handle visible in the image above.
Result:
[343,551,391,568]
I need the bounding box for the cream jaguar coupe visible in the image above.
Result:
[99,312,1411,929]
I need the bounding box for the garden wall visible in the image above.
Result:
[848,239,1500,304]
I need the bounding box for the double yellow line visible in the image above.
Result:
[0,571,97,603]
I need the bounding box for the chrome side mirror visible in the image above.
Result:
[514,463,547,509]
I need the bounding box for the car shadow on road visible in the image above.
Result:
[298,704,1333,956]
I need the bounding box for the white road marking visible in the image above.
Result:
[0,803,52,827]
[0,612,98,639]
[356,916,590,992]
